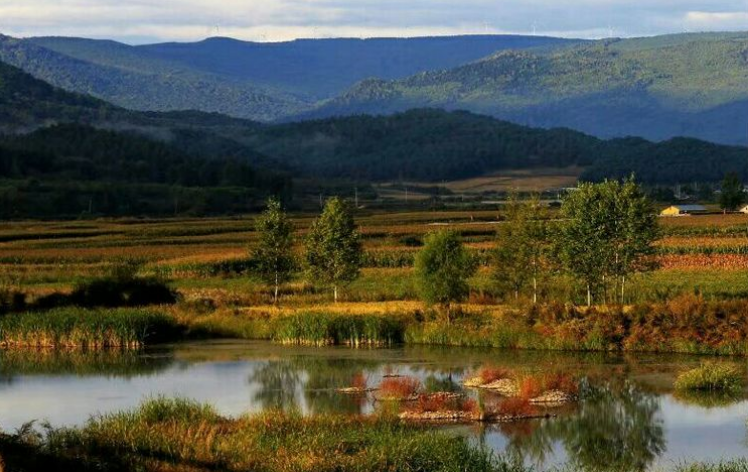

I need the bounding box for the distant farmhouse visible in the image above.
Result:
[660,205,708,217]
[740,205,748,214]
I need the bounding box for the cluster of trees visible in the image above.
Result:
[0,124,293,218]
[252,197,362,304]
[251,179,659,308]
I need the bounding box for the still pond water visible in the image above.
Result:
[1,340,747,470]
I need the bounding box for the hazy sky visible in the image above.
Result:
[0,0,746,44]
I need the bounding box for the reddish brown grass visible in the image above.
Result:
[479,367,512,385]
[496,397,535,417]
[379,377,421,399]
[542,372,578,395]
[518,377,544,399]
[410,393,478,414]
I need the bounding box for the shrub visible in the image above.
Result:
[496,397,535,417]
[674,363,744,392]
[378,377,421,399]
[479,367,512,385]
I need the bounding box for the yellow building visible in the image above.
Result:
[660,205,707,216]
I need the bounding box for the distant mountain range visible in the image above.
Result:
[1,32,745,144]
[1,56,745,195]
[309,33,748,145]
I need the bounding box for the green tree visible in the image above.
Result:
[719,172,744,212]
[415,230,478,318]
[305,197,362,302]
[252,198,295,304]
[493,194,551,304]
[559,178,658,306]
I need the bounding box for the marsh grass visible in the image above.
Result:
[0,308,180,349]
[272,312,406,346]
[3,397,516,472]
[674,363,744,392]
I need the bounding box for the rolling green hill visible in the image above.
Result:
[308,33,748,145]
[0,35,308,121]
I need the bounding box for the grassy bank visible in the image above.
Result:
[0,308,180,349]
[2,398,747,472]
[0,397,511,472]
[178,295,748,356]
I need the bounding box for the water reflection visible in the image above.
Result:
[0,341,747,470]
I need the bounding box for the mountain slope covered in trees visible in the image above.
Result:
[245,109,748,184]
[138,35,576,99]
[0,35,308,121]
[308,33,748,145]
[0,34,573,121]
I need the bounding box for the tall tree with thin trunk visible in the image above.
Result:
[415,230,478,321]
[305,197,362,302]
[252,198,294,304]
[559,178,658,306]
[492,194,550,304]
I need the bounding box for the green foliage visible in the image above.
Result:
[252,198,295,302]
[248,109,747,184]
[415,230,478,310]
[558,179,659,305]
[719,172,745,211]
[305,198,363,302]
[493,195,551,303]
[674,363,744,392]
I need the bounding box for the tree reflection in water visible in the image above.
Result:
[247,357,382,414]
[496,379,665,472]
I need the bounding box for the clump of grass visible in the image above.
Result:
[0,308,180,349]
[378,376,422,400]
[674,362,744,392]
[496,397,536,417]
[517,372,578,399]
[410,393,478,415]
[4,398,514,472]
[479,367,512,384]
[272,312,405,346]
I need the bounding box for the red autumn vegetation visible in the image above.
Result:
[351,372,367,390]
[479,367,512,384]
[410,393,478,414]
[518,372,578,398]
[496,397,535,417]
[378,376,421,399]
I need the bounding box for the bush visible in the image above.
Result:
[378,377,421,399]
[674,363,744,392]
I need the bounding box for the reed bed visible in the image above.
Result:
[0,308,180,349]
[272,312,407,346]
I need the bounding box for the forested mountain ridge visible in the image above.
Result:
[306,33,748,145]
[244,109,748,184]
[138,35,577,99]
[0,34,309,121]
[0,34,574,121]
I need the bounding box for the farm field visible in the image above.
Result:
[4,210,748,303]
